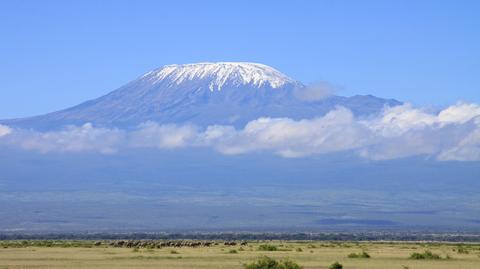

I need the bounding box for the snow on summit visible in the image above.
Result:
[142,62,297,91]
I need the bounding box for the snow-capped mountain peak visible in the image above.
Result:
[142,62,297,91]
[0,62,402,129]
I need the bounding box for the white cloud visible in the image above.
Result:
[9,123,125,154]
[294,81,336,102]
[358,103,480,160]
[204,107,370,157]
[0,124,12,137]
[436,117,480,161]
[438,103,480,124]
[200,103,480,160]
[364,104,437,136]
[0,103,479,161]
[129,121,197,149]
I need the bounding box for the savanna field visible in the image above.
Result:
[1,240,479,269]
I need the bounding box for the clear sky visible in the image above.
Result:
[0,0,478,118]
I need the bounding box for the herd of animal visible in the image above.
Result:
[103,240,248,248]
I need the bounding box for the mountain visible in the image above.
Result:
[1,62,401,129]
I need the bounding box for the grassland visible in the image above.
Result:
[0,240,479,269]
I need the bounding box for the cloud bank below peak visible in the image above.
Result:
[0,103,479,161]
[293,81,337,102]
[0,124,11,137]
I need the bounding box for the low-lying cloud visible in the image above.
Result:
[4,123,125,154]
[202,107,369,157]
[0,124,11,137]
[293,81,336,102]
[129,122,198,149]
[1,103,479,161]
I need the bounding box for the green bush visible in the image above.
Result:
[409,250,441,260]
[328,261,343,269]
[258,244,278,251]
[244,256,302,269]
[347,251,370,258]
[228,249,238,254]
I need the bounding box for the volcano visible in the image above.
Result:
[1,62,401,129]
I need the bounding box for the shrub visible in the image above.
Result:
[228,249,238,254]
[258,244,278,251]
[328,261,343,269]
[244,256,302,269]
[295,247,303,252]
[347,251,370,258]
[347,253,357,258]
[170,250,179,254]
[409,250,441,260]
[280,260,302,269]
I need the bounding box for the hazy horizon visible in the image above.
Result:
[0,0,479,234]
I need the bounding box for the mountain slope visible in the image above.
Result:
[1,62,401,129]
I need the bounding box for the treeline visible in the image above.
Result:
[1,232,479,242]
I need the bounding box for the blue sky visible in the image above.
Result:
[0,0,478,118]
